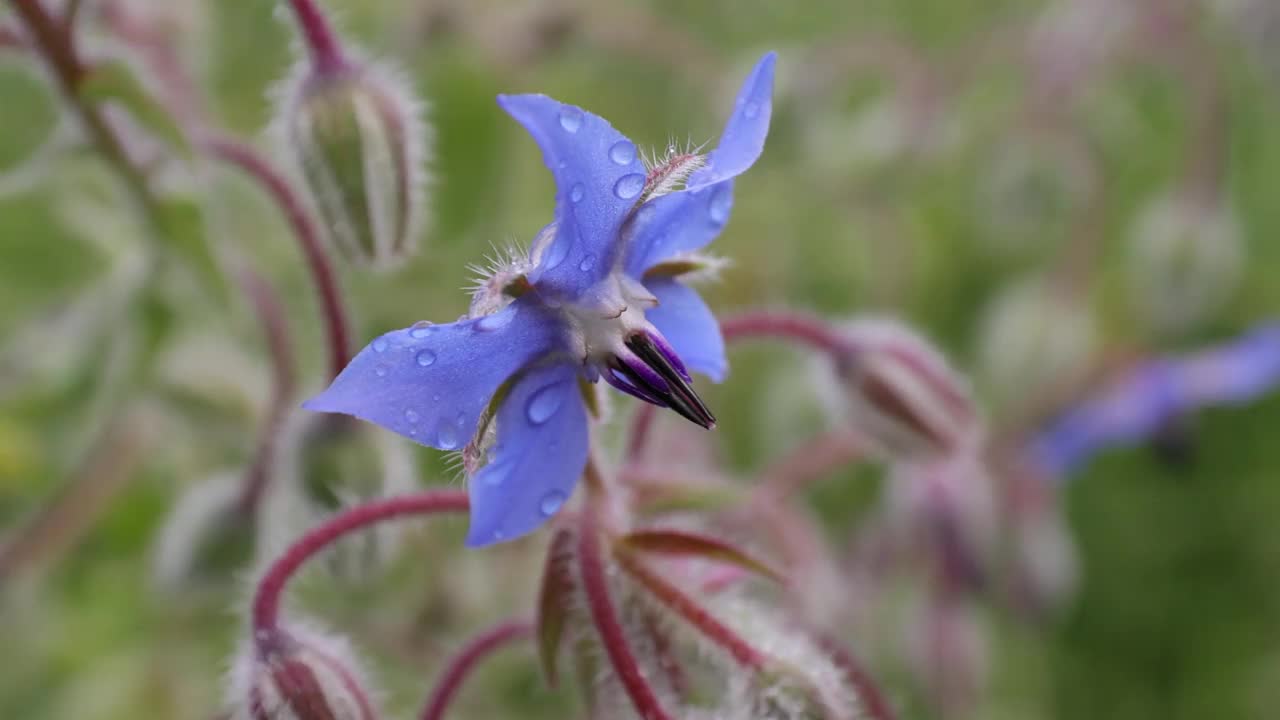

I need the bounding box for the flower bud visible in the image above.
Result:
[229,623,380,720]
[1127,190,1243,336]
[277,54,428,268]
[830,317,980,462]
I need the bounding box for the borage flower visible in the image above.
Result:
[305,53,777,545]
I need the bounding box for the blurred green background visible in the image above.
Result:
[2,0,1280,718]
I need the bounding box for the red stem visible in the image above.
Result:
[616,549,767,671]
[419,619,533,720]
[624,403,659,464]
[251,490,468,639]
[720,310,852,358]
[233,267,298,515]
[577,506,673,720]
[754,429,864,504]
[816,634,897,720]
[204,136,354,380]
[287,0,348,74]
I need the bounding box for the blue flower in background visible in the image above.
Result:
[1029,323,1280,479]
[305,53,777,545]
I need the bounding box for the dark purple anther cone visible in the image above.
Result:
[605,331,716,429]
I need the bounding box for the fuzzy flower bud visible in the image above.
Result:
[1126,190,1243,336]
[829,317,980,462]
[229,623,380,720]
[276,40,428,268]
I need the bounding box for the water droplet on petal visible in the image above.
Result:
[372,337,389,353]
[432,394,441,403]
[374,363,389,377]
[476,310,515,332]
[569,183,585,203]
[558,106,583,133]
[410,321,435,339]
[539,490,567,517]
[708,185,732,225]
[404,409,420,424]
[743,101,760,119]
[540,233,570,271]
[609,140,636,165]
[578,254,596,272]
[526,383,564,425]
[437,422,459,450]
[613,173,645,200]
[456,412,466,427]
[416,350,436,366]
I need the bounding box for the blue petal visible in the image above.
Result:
[465,362,589,546]
[498,94,647,297]
[1178,324,1280,404]
[687,51,777,192]
[623,52,776,274]
[643,277,726,382]
[303,298,563,451]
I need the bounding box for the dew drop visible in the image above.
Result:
[410,321,435,339]
[708,185,732,224]
[569,183,585,203]
[540,234,570,271]
[416,350,436,367]
[476,310,515,332]
[526,384,564,425]
[558,106,583,133]
[404,409,420,424]
[456,412,467,427]
[609,140,636,165]
[613,173,645,200]
[374,364,389,377]
[437,422,459,450]
[372,337,389,353]
[539,490,567,516]
[578,254,596,272]
[743,101,760,119]
[432,394,441,403]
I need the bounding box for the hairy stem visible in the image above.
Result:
[204,136,354,379]
[251,490,468,640]
[577,500,673,720]
[286,0,348,74]
[419,619,533,720]
[816,634,897,720]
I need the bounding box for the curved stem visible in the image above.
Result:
[419,619,533,720]
[251,490,468,640]
[204,136,354,379]
[815,634,897,720]
[287,0,348,74]
[720,310,852,358]
[577,500,673,720]
[753,429,864,505]
[233,267,298,515]
[615,548,767,671]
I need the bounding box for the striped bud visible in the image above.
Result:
[832,317,979,462]
[277,55,428,268]
[230,623,380,720]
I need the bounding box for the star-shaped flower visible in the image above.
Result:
[305,53,776,545]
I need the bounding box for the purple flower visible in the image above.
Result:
[1029,322,1280,478]
[305,53,777,545]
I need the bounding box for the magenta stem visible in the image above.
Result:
[204,136,354,380]
[616,549,768,670]
[419,619,534,720]
[287,0,347,74]
[720,310,852,358]
[251,490,468,639]
[233,267,298,515]
[816,634,897,720]
[577,506,673,720]
[624,403,659,464]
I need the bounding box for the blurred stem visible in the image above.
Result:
[204,136,354,379]
[623,403,658,463]
[234,267,298,515]
[753,429,864,505]
[419,619,533,720]
[815,633,898,720]
[9,0,166,238]
[721,310,852,358]
[577,487,673,720]
[287,0,348,74]
[251,490,468,640]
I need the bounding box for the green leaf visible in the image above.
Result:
[154,197,228,304]
[535,527,576,688]
[619,529,785,585]
[79,60,191,157]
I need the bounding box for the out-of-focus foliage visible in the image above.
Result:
[2,0,1280,718]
